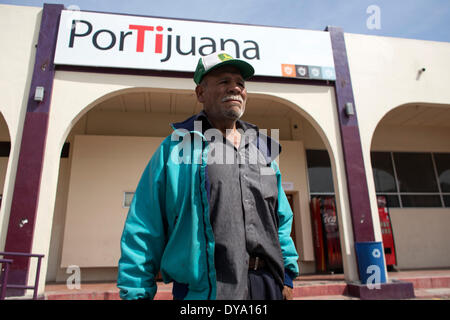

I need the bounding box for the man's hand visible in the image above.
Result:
[282,286,294,300]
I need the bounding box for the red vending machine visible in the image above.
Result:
[310,196,343,273]
[377,196,397,268]
[310,197,326,273]
[321,197,343,271]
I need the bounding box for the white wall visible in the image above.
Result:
[390,208,450,269]
[278,140,314,263]
[346,33,450,269]
[45,158,70,282]
[0,5,42,251]
[61,135,163,267]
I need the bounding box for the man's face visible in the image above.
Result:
[196,66,247,122]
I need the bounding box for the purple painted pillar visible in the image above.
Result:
[3,4,64,295]
[327,26,375,243]
[326,26,415,299]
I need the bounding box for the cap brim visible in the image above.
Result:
[196,59,255,84]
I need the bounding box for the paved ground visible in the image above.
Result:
[39,268,450,300]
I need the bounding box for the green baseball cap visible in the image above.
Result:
[193,51,255,84]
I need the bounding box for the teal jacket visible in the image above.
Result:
[117,114,299,300]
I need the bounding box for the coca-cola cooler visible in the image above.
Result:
[310,195,397,274]
[310,196,343,273]
[377,196,397,268]
[310,197,326,272]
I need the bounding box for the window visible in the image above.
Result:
[307,150,450,208]
[371,152,450,208]
[306,150,334,197]
[394,153,438,193]
[435,153,450,208]
[0,142,10,157]
[434,153,450,192]
[371,152,400,207]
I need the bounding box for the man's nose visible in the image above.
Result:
[227,82,242,94]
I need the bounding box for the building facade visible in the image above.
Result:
[0,3,449,298]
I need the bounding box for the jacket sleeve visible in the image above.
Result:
[271,161,300,287]
[117,141,168,300]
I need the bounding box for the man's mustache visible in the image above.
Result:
[221,95,243,103]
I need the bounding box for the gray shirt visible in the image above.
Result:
[199,113,284,300]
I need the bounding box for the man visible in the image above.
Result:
[117,51,299,300]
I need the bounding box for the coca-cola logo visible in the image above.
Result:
[322,213,336,225]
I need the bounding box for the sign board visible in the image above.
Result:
[54,10,336,80]
[282,182,295,191]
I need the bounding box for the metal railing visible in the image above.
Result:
[0,252,45,300]
[0,258,13,300]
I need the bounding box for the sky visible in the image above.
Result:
[1,0,449,43]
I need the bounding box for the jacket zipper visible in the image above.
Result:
[200,140,212,300]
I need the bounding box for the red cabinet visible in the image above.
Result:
[377,196,397,267]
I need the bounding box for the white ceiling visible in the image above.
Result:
[94,92,450,127]
[380,104,450,127]
[94,91,294,118]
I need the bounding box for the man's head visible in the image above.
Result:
[194,52,254,123]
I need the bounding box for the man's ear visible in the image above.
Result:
[195,84,205,103]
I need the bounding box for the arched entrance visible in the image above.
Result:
[45,87,348,284]
[370,102,450,270]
